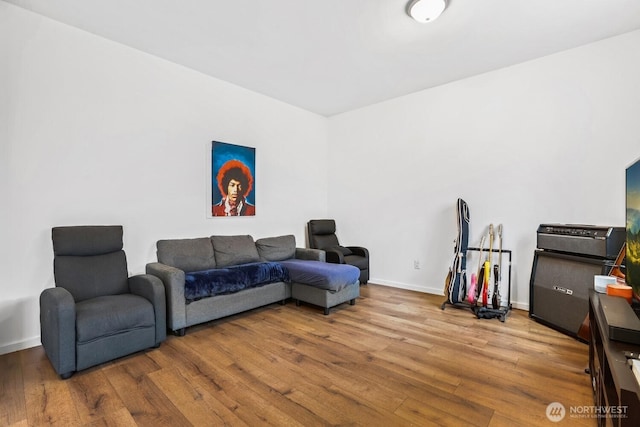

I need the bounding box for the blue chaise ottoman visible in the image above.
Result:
[279,259,360,315]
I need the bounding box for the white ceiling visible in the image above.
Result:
[6,0,640,116]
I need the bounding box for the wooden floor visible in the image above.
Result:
[1,284,595,426]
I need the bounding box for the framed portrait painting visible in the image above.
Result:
[210,141,256,217]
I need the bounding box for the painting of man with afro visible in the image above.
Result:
[211,141,256,217]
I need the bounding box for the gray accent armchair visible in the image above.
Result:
[40,225,166,379]
[307,219,369,284]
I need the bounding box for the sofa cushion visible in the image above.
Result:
[184,262,289,302]
[344,253,368,269]
[157,238,216,272]
[54,251,129,302]
[279,259,360,291]
[256,235,296,261]
[75,294,155,342]
[211,235,260,267]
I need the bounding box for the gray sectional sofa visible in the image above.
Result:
[146,234,360,335]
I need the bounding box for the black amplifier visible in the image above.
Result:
[536,224,625,259]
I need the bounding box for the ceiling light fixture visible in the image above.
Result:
[407,0,447,23]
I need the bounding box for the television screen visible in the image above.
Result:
[627,157,640,299]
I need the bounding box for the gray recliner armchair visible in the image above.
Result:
[307,219,369,284]
[40,225,166,379]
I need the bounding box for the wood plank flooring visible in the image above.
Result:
[1,284,595,426]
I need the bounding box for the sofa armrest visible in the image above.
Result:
[295,247,326,262]
[324,249,345,264]
[129,274,167,344]
[40,287,76,377]
[346,246,369,258]
[146,262,186,332]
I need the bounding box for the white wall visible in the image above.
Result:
[4,2,640,355]
[0,4,329,354]
[328,30,640,309]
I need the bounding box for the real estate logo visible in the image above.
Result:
[546,402,566,422]
[545,402,629,421]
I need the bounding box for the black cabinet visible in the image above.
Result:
[589,292,640,426]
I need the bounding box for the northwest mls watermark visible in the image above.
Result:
[546,402,628,422]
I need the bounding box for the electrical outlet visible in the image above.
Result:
[414,260,420,269]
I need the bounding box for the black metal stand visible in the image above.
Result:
[441,247,512,322]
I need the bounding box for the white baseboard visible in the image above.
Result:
[368,277,444,296]
[0,336,40,356]
[368,278,529,312]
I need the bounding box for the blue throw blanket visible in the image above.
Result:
[184,261,290,303]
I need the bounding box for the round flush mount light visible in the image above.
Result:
[407,0,447,23]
